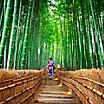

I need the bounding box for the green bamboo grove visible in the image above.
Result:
[0,0,104,70]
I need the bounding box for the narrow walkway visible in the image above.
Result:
[33,77,81,104]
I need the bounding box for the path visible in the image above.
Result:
[33,77,82,104]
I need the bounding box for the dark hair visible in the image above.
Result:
[50,58,52,60]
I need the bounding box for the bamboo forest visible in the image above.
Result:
[0,0,104,70]
[0,0,104,104]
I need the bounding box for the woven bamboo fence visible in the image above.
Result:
[0,69,46,104]
[56,69,104,104]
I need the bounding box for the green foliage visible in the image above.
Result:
[0,0,103,69]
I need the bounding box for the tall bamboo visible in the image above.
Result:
[0,0,12,67]
[88,0,103,68]
[7,0,19,69]
[21,0,33,69]
[13,0,22,69]
[80,0,92,68]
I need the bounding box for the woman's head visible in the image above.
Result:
[50,57,52,60]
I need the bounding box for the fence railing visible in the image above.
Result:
[56,69,104,104]
[0,70,46,104]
